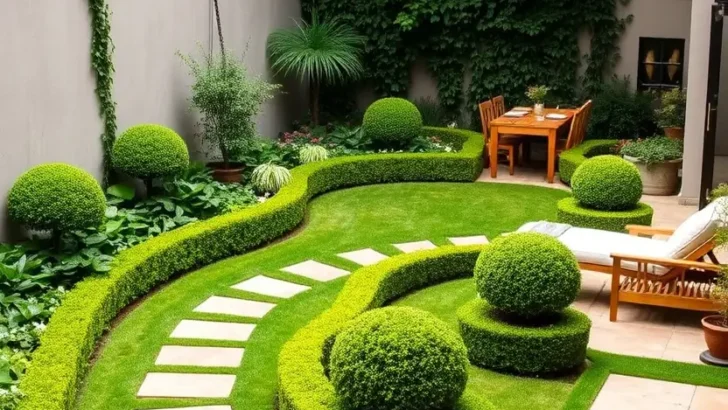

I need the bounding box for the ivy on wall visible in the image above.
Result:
[303,0,631,122]
[89,0,117,185]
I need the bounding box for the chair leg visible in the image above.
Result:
[508,147,515,175]
[609,270,621,322]
[483,149,490,169]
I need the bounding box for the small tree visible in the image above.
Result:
[712,185,728,326]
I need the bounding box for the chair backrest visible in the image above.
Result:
[564,100,593,150]
[665,197,725,259]
[478,100,497,140]
[492,95,506,117]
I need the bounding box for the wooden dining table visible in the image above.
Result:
[489,108,577,183]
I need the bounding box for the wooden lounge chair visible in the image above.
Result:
[519,199,724,321]
[479,99,522,175]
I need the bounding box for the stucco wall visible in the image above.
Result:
[0,0,305,240]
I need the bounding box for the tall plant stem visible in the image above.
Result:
[213,0,225,58]
[310,78,321,126]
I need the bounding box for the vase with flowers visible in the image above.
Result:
[526,85,550,121]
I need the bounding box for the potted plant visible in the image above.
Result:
[655,88,687,140]
[526,85,550,121]
[620,137,683,195]
[704,186,728,362]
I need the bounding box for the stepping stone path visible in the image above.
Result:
[591,374,728,409]
[448,235,489,246]
[338,248,389,266]
[194,296,275,318]
[280,260,350,281]
[147,407,232,410]
[232,275,309,298]
[155,346,244,367]
[137,373,236,398]
[171,320,255,342]
[393,240,437,253]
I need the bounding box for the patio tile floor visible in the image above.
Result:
[591,375,728,409]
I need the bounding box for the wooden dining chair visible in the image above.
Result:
[479,99,521,175]
[559,100,593,153]
[492,95,506,117]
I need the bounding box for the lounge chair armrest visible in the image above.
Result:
[625,225,675,237]
[610,253,721,272]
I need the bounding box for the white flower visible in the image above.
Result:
[33,322,47,332]
[445,146,453,153]
[448,122,457,128]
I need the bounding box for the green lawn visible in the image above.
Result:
[74,182,570,410]
[393,278,575,410]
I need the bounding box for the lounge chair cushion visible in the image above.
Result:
[665,199,722,259]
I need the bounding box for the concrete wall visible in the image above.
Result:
[0,0,305,240]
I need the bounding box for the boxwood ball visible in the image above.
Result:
[112,124,189,179]
[8,163,106,232]
[362,97,423,148]
[474,232,581,319]
[571,155,642,211]
[329,307,469,410]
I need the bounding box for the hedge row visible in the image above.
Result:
[277,245,492,410]
[18,127,484,410]
[556,197,654,232]
[558,140,617,185]
[458,299,591,375]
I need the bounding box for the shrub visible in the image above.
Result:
[458,299,590,375]
[655,88,687,129]
[363,98,423,148]
[298,145,329,164]
[571,155,642,211]
[8,163,105,232]
[474,233,581,319]
[251,163,292,194]
[557,197,653,232]
[112,124,189,180]
[587,77,657,140]
[330,307,469,410]
[558,140,618,185]
[620,137,683,165]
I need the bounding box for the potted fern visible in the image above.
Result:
[620,137,683,195]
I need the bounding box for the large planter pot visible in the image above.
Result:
[702,315,728,360]
[624,156,682,196]
[208,162,245,184]
[664,127,685,140]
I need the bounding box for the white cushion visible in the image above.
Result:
[665,199,724,259]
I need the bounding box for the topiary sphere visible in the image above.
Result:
[362,97,423,148]
[330,307,469,410]
[474,233,581,319]
[571,155,642,211]
[8,163,106,232]
[112,124,189,179]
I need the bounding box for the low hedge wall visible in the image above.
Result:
[19,127,484,410]
[557,197,654,232]
[458,299,591,375]
[277,245,496,410]
[559,140,617,185]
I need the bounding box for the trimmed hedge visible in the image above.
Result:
[277,246,495,410]
[557,197,654,232]
[458,299,591,375]
[363,98,423,148]
[474,233,581,319]
[330,307,469,410]
[558,140,617,185]
[112,124,189,179]
[18,127,483,410]
[571,156,642,211]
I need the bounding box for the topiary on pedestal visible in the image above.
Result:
[362,98,423,148]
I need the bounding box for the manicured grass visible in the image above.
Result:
[74,182,569,410]
[393,278,575,410]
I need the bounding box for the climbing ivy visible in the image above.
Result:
[89,0,117,185]
[303,0,631,122]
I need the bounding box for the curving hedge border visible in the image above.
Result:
[18,127,484,410]
[557,197,654,232]
[558,140,617,185]
[277,245,495,410]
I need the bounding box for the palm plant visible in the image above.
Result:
[267,12,365,125]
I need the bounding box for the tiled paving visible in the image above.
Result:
[337,248,389,266]
[448,235,489,246]
[170,320,255,342]
[231,275,310,299]
[155,346,244,367]
[591,375,728,409]
[393,240,437,253]
[280,260,350,281]
[194,296,276,318]
[137,373,236,398]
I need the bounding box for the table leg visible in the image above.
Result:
[547,130,556,183]
[490,126,499,178]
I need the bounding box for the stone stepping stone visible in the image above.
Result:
[170,320,255,342]
[231,275,310,299]
[448,235,489,246]
[337,248,389,266]
[280,260,350,281]
[142,407,232,410]
[194,296,276,318]
[393,240,437,253]
[137,373,236,398]
[590,374,698,409]
[155,346,244,368]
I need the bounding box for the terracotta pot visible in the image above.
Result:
[702,315,728,360]
[623,156,682,196]
[208,162,245,184]
[664,127,684,140]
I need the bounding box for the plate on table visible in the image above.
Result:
[504,111,529,117]
[545,113,568,120]
[512,106,533,112]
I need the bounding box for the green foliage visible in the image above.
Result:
[655,88,687,129]
[88,0,116,185]
[557,197,653,232]
[571,155,642,211]
[558,140,619,185]
[298,145,329,164]
[18,127,483,410]
[8,164,106,233]
[179,48,280,166]
[330,307,469,410]
[267,12,365,125]
[112,124,189,180]
[587,77,657,140]
[363,98,423,148]
[412,97,449,126]
[458,299,590,375]
[526,86,550,104]
[620,137,683,164]
[474,233,581,319]
[251,163,293,194]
